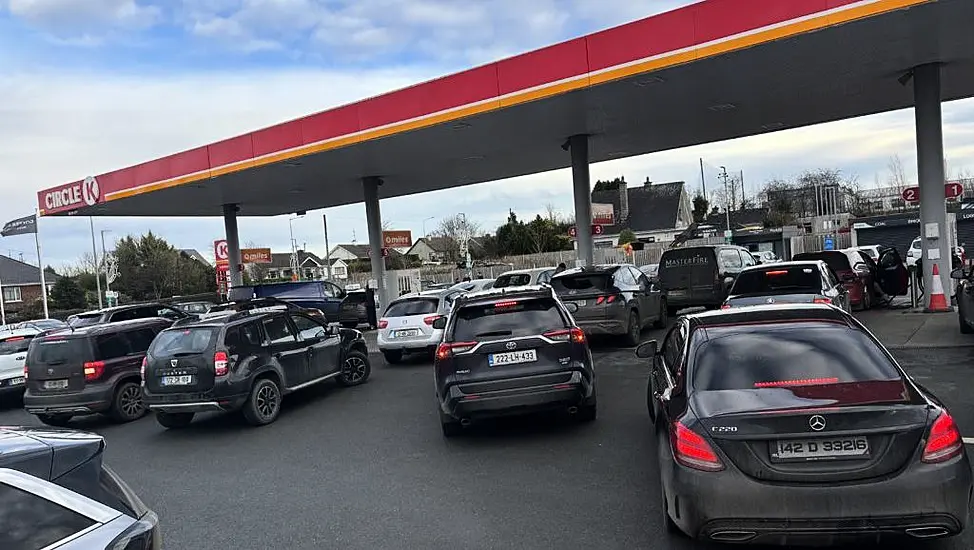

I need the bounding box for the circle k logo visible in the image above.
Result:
[82,176,101,206]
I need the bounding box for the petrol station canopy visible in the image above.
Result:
[37,0,974,218]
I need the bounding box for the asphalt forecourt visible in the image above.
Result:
[1,340,973,550]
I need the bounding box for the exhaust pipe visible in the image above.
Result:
[460,418,472,427]
[709,531,757,543]
[905,527,950,539]
[567,406,579,415]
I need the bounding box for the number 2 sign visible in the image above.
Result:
[901,187,919,202]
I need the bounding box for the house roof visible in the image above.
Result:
[703,207,770,231]
[178,249,210,265]
[407,236,484,255]
[591,181,686,234]
[334,244,402,259]
[267,250,327,269]
[1,256,61,286]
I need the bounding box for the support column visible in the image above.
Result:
[222,204,243,287]
[569,134,594,268]
[363,177,388,309]
[913,63,952,311]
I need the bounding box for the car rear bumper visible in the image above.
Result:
[667,452,972,544]
[441,370,594,420]
[0,374,25,394]
[576,318,627,336]
[377,331,442,351]
[24,386,114,415]
[144,390,248,414]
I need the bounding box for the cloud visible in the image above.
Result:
[5,0,161,36]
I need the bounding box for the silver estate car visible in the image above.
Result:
[377,288,461,363]
[493,267,557,288]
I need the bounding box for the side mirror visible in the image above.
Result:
[431,317,447,330]
[723,276,735,286]
[635,339,658,359]
[315,329,328,338]
[564,302,579,314]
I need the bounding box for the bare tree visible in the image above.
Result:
[62,252,100,276]
[433,214,482,263]
[886,154,911,190]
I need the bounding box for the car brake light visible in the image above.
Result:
[493,300,519,309]
[670,421,724,472]
[720,303,731,309]
[765,270,788,276]
[424,315,441,325]
[922,411,964,463]
[378,319,388,329]
[543,327,586,343]
[753,377,839,388]
[83,361,105,381]
[23,365,28,379]
[813,297,832,305]
[596,294,622,305]
[140,357,146,381]
[214,351,229,376]
[435,342,477,361]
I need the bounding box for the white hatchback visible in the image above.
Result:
[0,328,40,395]
[377,289,460,363]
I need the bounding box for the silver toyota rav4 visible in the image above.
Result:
[377,289,461,363]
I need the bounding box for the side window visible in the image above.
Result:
[96,332,132,361]
[741,251,756,267]
[110,309,136,322]
[0,482,97,549]
[262,316,296,344]
[125,327,160,354]
[157,306,184,320]
[628,267,648,288]
[537,270,554,284]
[614,268,634,287]
[823,266,839,288]
[224,327,242,353]
[661,324,686,378]
[321,283,339,298]
[718,249,743,270]
[239,322,262,347]
[290,314,327,340]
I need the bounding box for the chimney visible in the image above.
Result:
[619,177,629,222]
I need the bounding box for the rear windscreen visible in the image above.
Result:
[731,266,822,295]
[658,248,716,287]
[177,303,211,314]
[493,274,531,288]
[452,298,565,341]
[385,298,439,317]
[68,315,102,328]
[691,323,901,392]
[150,328,218,356]
[550,273,611,293]
[0,336,34,355]
[27,338,91,365]
[794,252,851,273]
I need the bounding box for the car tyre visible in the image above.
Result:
[662,487,682,535]
[862,285,872,310]
[383,350,403,364]
[37,414,72,427]
[110,381,146,423]
[337,350,371,387]
[242,377,282,427]
[623,311,640,347]
[439,410,463,438]
[155,411,194,429]
[654,299,668,329]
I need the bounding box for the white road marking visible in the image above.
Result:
[963,438,974,445]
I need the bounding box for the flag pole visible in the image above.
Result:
[35,209,49,319]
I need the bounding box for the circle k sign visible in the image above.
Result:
[82,176,101,207]
[214,240,229,263]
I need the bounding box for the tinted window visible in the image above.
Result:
[493,273,532,288]
[691,323,902,392]
[0,483,96,550]
[537,270,555,284]
[794,252,852,273]
[385,298,438,317]
[156,307,184,320]
[27,338,91,365]
[150,328,217,356]
[96,332,132,360]
[291,315,327,339]
[662,325,686,376]
[126,328,160,353]
[550,273,612,293]
[0,335,34,355]
[731,266,824,295]
[225,322,262,350]
[452,298,566,341]
[741,251,757,267]
[322,282,342,298]
[658,248,717,288]
[718,249,743,269]
[262,316,296,344]
[176,302,211,314]
[69,314,102,328]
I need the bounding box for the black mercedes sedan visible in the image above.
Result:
[640,304,971,545]
[0,426,160,549]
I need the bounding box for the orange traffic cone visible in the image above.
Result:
[926,263,951,312]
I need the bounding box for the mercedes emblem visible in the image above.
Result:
[808,415,827,431]
[506,341,517,350]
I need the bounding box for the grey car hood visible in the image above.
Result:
[0,427,104,480]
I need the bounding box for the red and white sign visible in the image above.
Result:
[901,187,919,202]
[214,239,229,265]
[946,181,965,199]
[215,263,229,294]
[366,247,390,258]
[39,176,102,214]
[568,225,605,238]
[592,203,614,224]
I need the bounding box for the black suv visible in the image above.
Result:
[24,317,173,426]
[142,305,371,428]
[67,303,189,327]
[208,297,327,322]
[432,286,596,437]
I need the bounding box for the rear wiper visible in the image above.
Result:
[475,330,512,338]
[170,352,200,357]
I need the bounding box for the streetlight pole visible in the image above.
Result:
[422,216,434,239]
[100,230,112,297]
[719,166,731,235]
[288,214,304,280]
[89,218,103,309]
[322,214,332,281]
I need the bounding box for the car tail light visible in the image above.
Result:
[23,365,28,379]
[720,303,731,309]
[378,319,388,329]
[435,342,477,361]
[543,327,585,343]
[813,297,832,305]
[596,294,622,305]
[922,411,964,463]
[424,315,441,325]
[83,361,105,381]
[670,421,724,472]
[214,351,229,376]
[140,357,147,382]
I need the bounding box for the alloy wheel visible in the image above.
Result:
[342,356,368,384]
[256,384,279,419]
[120,385,144,418]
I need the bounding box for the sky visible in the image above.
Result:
[2,0,973,269]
